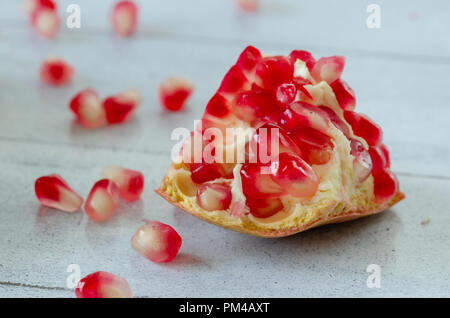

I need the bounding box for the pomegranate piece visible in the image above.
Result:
[350,139,373,183]
[240,163,285,199]
[70,89,106,129]
[246,197,283,218]
[31,7,59,38]
[218,65,251,100]
[40,58,74,86]
[318,105,351,137]
[84,179,120,222]
[159,77,194,112]
[102,166,144,202]
[35,174,83,212]
[368,146,389,174]
[379,144,391,168]
[288,50,316,70]
[276,83,297,107]
[288,126,334,165]
[111,0,138,37]
[373,169,399,203]
[270,152,319,198]
[234,89,281,125]
[330,79,356,111]
[131,220,182,263]
[279,101,330,133]
[254,56,294,91]
[344,111,383,146]
[236,0,259,12]
[196,183,232,211]
[236,45,262,79]
[311,56,345,84]
[75,271,132,298]
[103,89,141,124]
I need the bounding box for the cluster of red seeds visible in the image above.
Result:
[183,46,398,218]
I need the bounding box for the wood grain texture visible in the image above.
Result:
[0,0,449,297]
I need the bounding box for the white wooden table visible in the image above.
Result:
[1,0,449,297]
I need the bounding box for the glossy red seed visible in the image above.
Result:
[330,79,356,111]
[218,65,250,100]
[255,56,294,91]
[318,105,351,137]
[40,58,74,86]
[368,146,388,174]
[236,0,259,12]
[111,0,138,37]
[234,89,281,125]
[24,0,57,15]
[31,7,59,38]
[288,126,334,165]
[373,169,399,204]
[276,83,297,107]
[292,76,313,99]
[102,166,144,202]
[70,89,106,129]
[311,56,345,84]
[279,101,330,133]
[350,139,373,183]
[288,50,316,70]
[236,45,262,78]
[270,152,319,198]
[75,271,132,298]
[246,197,283,218]
[103,89,141,124]
[379,144,391,168]
[159,77,194,111]
[189,163,223,184]
[344,111,383,146]
[35,174,83,212]
[131,220,182,263]
[84,179,120,222]
[196,183,232,211]
[240,163,285,199]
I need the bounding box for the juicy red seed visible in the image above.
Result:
[84,179,120,222]
[69,89,106,129]
[330,79,356,111]
[373,169,399,203]
[75,271,132,298]
[311,56,345,84]
[255,56,294,90]
[292,76,313,99]
[318,105,351,137]
[246,197,283,219]
[131,220,182,263]
[103,89,141,124]
[40,58,74,86]
[279,101,330,133]
[35,174,83,212]
[276,83,297,106]
[344,111,383,146]
[368,146,388,174]
[204,93,231,119]
[270,152,319,198]
[350,139,373,183]
[218,65,250,99]
[26,0,57,13]
[159,77,194,111]
[236,0,259,12]
[196,183,232,211]
[379,144,391,168]
[102,166,144,202]
[240,163,285,199]
[288,126,334,165]
[111,0,138,37]
[31,8,60,38]
[234,89,281,125]
[189,163,223,184]
[236,45,262,76]
[288,50,316,70]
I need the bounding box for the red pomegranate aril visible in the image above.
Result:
[330,79,356,111]
[24,0,57,14]
[379,144,391,168]
[373,169,399,203]
[350,139,373,183]
[234,89,281,125]
[236,45,262,78]
[70,89,106,129]
[288,126,334,165]
[368,146,388,174]
[75,271,132,298]
[218,65,250,100]
[311,56,345,84]
[276,83,297,107]
[103,89,141,124]
[279,101,330,133]
[246,197,283,219]
[35,174,83,212]
[288,50,316,70]
[196,183,232,211]
[31,7,59,38]
[102,166,144,202]
[270,152,319,198]
[344,111,383,146]
[236,0,259,12]
[318,105,351,137]
[204,93,232,119]
[159,77,194,112]
[240,163,285,199]
[292,76,313,99]
[84,179,120,222]
[111,0,138,37]
[40,58,74,86]
[255,56,294,91]
[131,220,182,263]
[189,163,223,184]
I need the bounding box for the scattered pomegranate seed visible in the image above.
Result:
[350,139,373,183]
[255,56,294,91]
[102,166,144,202]
[159,77,194,112]
[24,0,57,14]
[236,0,259,12]
[70,89,106,129]
[276,83,297,107]
[279,101,330,133]
[131,220,182,263]
[103,89,141,124]
[196,183,232,211]
[31,7,60,38]
[40,58,74,86]
[330,79,356,111]
[240,163,285,199]
[111,0,138,37]
[373,169,399,203]
[368,146,389,174]
[288,126,334,165]
[344,111,383,146]
[311,56,345,84]
[236,45,262,79]
[35,174,83,212]
[84,179,120,222]
[246,197,283,218]
[234,89,280,125]
[75,271,133,298]
[288,50,316,70]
